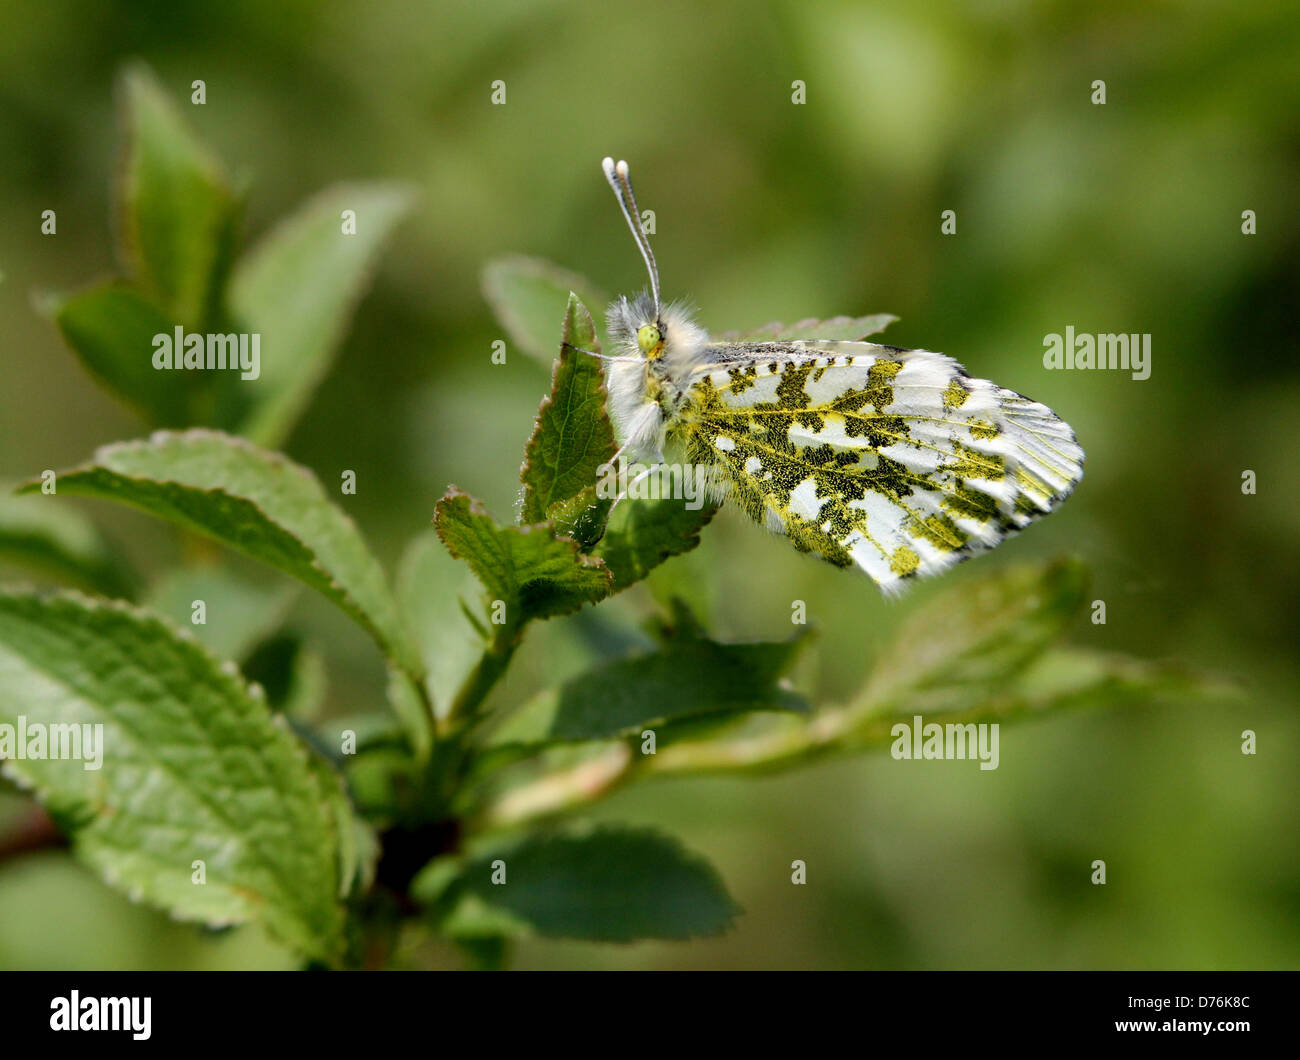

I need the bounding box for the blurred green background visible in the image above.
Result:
[1,0,1297,969]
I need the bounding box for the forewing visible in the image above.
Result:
[677,341,1083,592]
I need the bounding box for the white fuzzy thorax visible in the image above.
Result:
[604,293,710,465]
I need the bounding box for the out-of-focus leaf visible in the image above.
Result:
[717,313,898,343]
[482,255,609,367]
[857,556,1089,715]
[434,488,611,626]
[519,293,616,524]
[116,64,238,327]
[1014,647,1233,705]
[386,667,434,763]
[53,282,196,426]
[304,752,378,901]
[145,566,296,662]
[241,632,328,718]
[227,183,413,446]
[844,646,1232,749]
[23,430,421,681]
[397,530,486,722]
[0,589,344,963]
[320,712,409,760]
[415,824,740,942]
[0,492,137,599]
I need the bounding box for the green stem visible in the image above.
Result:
[412,673,438,742]
[413,621,525,820]
[444,624,520,730]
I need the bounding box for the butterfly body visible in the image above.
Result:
[598,158,1083,593]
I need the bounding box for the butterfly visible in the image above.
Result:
[595,157,1084,594]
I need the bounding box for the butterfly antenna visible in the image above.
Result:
[602,157,661,312]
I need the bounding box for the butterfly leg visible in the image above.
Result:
[608,461,661,514]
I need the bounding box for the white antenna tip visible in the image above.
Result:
[615,160,630,179]
[601,156,616,176]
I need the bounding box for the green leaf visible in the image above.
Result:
[591,496,718,593]
[397,530,486,722]
[494,632,810,744]
[386,666,435,763]
[0,590,344,962]
[23,430,421,681]
[145,566,296,662]
[304,751,378,901]
[117,65,238,327]
[227,182,414,446]
[717,313,898,343]
[845,646,1230,749]
[519,293,617,524]
[1012,647,1233,708]
[856,556,1089,715]
[0,492,136,599]
[434,488,611,627]
[241,632,328,718]
[416,824,740,942]
[544,486,613,549]
[53,282,195,426]
[482,256,609,367]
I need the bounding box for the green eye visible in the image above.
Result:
[636,323,662,355]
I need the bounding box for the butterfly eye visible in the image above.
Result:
[636,323,663,357]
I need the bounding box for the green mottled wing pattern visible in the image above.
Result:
[672,341,1084,593]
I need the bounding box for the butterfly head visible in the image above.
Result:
[608,291,665,362]
[636,322,664,359]
[608,289,707,376]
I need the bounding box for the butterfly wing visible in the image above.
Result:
[674,340,1084,592]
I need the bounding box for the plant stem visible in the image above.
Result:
[411,672,438,743]
[444,625,520,730]
[416,622,522,821]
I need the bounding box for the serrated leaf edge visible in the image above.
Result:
[0,585,345,960]
[20,429,420,680]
